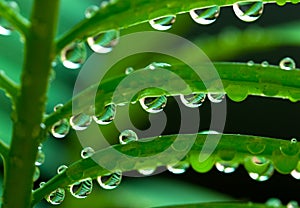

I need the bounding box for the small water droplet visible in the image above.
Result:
[215,161,239,173]
[87,30,120,53]
[247,60,255,66]
[125,67,134,75]
[138,168,156,176]
[85,5,99,18]
[279,57,296,70]
[167,160,190,174]
[139,95,167,113]
[149,15,176,31]
[60,41,87,69]
[291,169,300,179]
[93,104,116,125]
[57,165,68,174]
[54,103,64,112]
[69,178,93,199]
[97,172,122,190]
[233,1,264,22]
[81,147,95,159]
[146,62,171,70]
[33,166,40,182]
[266,198,282,207]
[287,201,299,208]
[207,93,225,103]
[39,182,46,187]
[45,188,65,205]
[0,1,20,36]
[119,129,138,145]
[70,113,92,131]
[51,119,70,138]
[291,138,297,144]
[35,148,45,166]
[261,61,269,67]
[180,93,206,108]
[189,6,220,25]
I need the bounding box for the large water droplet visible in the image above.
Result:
[266,198,282,207]
[180,93,206,108]
[60,41,87,69]
[207,93,225,103]
[69,178,93,199]
[45,188,65,205]
[57,165,68,174]
[97,172,122,190]
[149,15,176,31]
[215,161,239,173]
[272,148,298,174]
[167,160,190,174]
[51,119,70,138]
[246,138,266,154]
[233,1,264,22]
[279,57,296,70]
[139,95,167,113]
[35,148,45,166]
[0,1,20,36]
[81,147,95,159]
[189,6,220,25]
[190,153,215,173]
[70,113,92,131]
[245,156,274,181]
[87,30,119,53]
[287,201,299,208]
[33,166,40,182]
[119,129,138,145]
[92,104,116,125]
[138,168,156,176]
[85,5,99,18]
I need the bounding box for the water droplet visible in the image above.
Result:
[125,67,134,75]
[246,138,266,154]
[35,148,45,166]
[39,182,46,187]
[81,147,95,159]
[167,160,190,174]
[119,129,138,145]
[138,168,156,176]
[85,5,99,18]
[247,60,255,66]
[291,168,300,179]
[266,198,282,207]
[87,30,120,53]
[149,15,176,31]
[207,93,225,103]
[139,95,167,113]
[189,6,220,25]
[279,57,296,70]
[54,103,64,112]
[69,178,93,199]
[215,161,239,173]
[33,166,40,182]
[145,62,171,70]
[233,1,264,22]
[0,1,20,36]
[60,41,87,69]
[280,140,299,156]
[92,104,116,125]
[180,93,206,108]
[45,188,65,205]
[97,172,122,190]
[287,201,299,208]
[51,119,70,138]
[261,61,269,67]
[190,153,216,173]
[70,113,92,131]
[57,165,68,174]
[245,156,274,181]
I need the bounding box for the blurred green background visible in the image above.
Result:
[0,0,300,207]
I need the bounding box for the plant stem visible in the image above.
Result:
[1,0,60,207]
[0,0,30,37]
[0,70,19,102]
